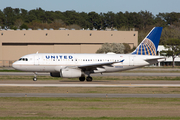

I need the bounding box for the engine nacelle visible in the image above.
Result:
[60,68,82,78]
[50,72,61,77]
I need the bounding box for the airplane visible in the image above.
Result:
[12,27,165,82]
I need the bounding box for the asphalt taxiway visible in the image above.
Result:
[0,93,179,98]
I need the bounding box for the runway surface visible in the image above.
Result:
[1,83,180,87]
[0,72,180,76]
[0,93,180,98]
[0,93,179,98]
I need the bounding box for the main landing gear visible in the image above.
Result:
[79,76,93,82]
[79,77,85,81]
[86,76,93,82]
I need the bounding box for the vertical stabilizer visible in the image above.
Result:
[132,27,163,55]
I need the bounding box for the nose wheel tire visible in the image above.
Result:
[33,72,37,81]
[33,77,37,81]
[86,76,92,82]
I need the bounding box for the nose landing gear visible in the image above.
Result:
[33,72,37,81]
[33,77,37,81]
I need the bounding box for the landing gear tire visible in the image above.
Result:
[33,72,37,81]
[86,76,92,82]
[79,77,85,81]
[33,77,37,81]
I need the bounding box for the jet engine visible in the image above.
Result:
[60,68,82,78]
[50,68,82,78]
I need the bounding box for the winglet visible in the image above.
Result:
[132,27,163,55]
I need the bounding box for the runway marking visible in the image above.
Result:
[1,84,180,87]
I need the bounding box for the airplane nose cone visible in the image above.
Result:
[12,61,18,70]
[12,62,15,69]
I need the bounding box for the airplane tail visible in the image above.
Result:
[131,27,163,55]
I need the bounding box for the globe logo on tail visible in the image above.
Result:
[132,38,156,55]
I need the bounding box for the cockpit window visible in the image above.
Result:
[19,58,28,61]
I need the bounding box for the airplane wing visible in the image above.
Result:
[67,61,123,71]
[78,59,124,71]
[79,62,115,68]
[77,62,117,71]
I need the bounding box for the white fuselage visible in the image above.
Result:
[12,53,161,73]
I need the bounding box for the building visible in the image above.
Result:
[157,45,180,66]
[0,29,138,67]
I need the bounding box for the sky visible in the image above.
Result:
[0,0,180,15]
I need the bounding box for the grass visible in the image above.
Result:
[0,97,180,118]
[0,116,180,120]
[0,70,22,72]
[1,87,180,94]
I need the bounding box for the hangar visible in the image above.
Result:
[0,29,138,67]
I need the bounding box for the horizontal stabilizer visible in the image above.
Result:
[144,56,166,61]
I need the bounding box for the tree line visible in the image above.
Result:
[1,7,180,31]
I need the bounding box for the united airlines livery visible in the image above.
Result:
[13,27,165,81]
